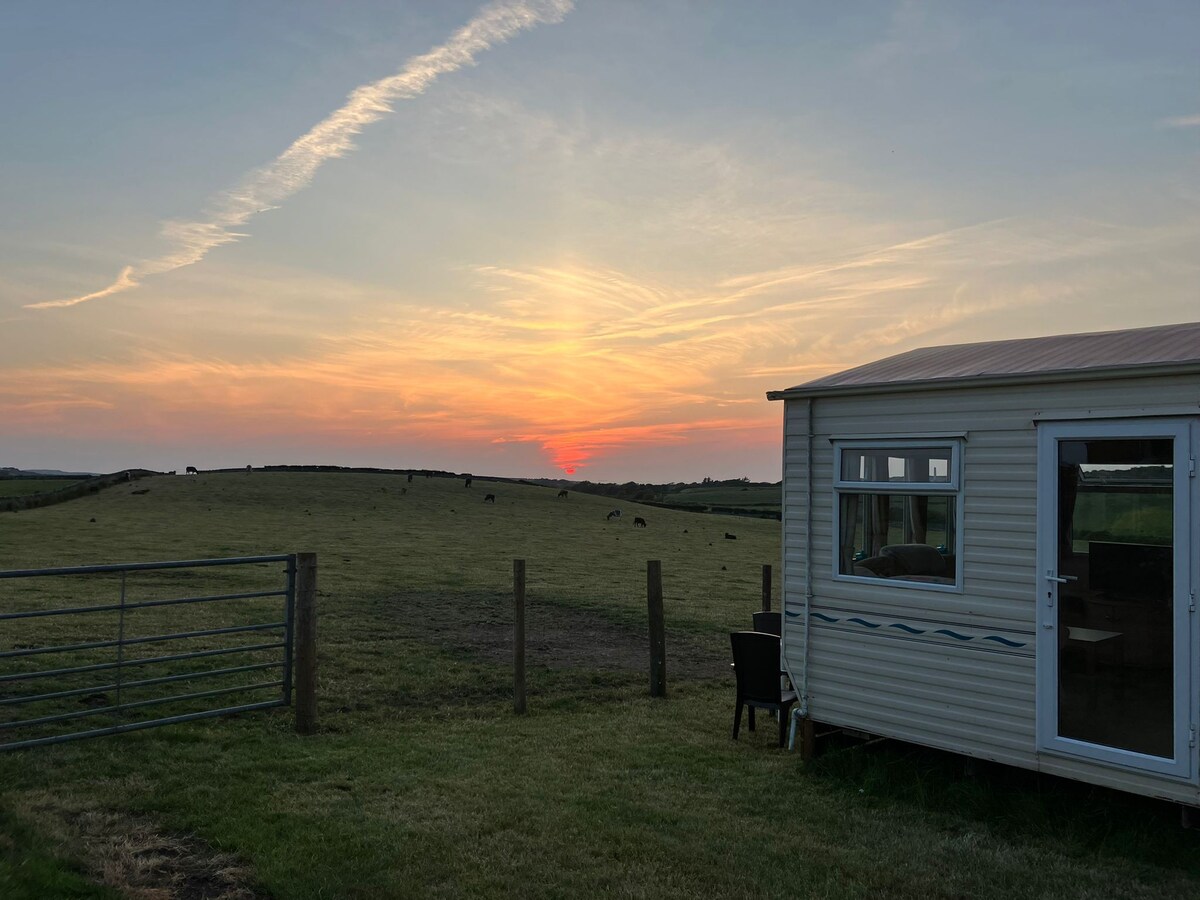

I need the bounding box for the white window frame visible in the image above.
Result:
[831,438,965,593]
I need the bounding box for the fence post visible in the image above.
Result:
[647,560,666,698]
[294,552,318,735]
[761,564,772,612]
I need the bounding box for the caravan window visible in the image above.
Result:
[833,441,962,589]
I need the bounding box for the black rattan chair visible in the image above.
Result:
[730,630,797,747]
[751,611,781,636]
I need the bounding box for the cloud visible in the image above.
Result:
[26,0,573,311]
[1159,114,1200,129]
[6,196,1196,476]
[26,265,138,310]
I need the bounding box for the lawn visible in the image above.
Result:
[1,472,1197,898]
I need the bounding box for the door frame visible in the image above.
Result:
[1035,417,1196,780]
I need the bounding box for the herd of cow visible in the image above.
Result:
[176,468,742,536]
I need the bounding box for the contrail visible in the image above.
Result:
[28,0,573,310]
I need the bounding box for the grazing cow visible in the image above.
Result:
[465,476,473,488]
[185,466,198,475]
[633,517,647,528]
[724,532,737,540]
[557,490,568,499]
[407,473,413,483]
[606,509,621,521]
[484,493,496,503]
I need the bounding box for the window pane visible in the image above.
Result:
[1056,438,1174,758]
[840,447,952,484]
[838,492,957,584]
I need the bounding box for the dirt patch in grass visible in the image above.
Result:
[383,590,732,681]
[11,792,268,900]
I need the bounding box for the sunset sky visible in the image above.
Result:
[3,1,1197,481]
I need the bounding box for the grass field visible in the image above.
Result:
[0,479,80,498]
[669,483,781,513]
[1,472,1198,898]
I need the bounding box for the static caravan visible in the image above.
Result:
[767,321,1200,807]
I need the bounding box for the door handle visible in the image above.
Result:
[1046,574,1077,584]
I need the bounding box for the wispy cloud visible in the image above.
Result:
[26,0,573,311]
[1159,113,1200,129]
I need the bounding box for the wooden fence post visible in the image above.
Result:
[294,552,318,736]
[514,558,527,715]
[647,560,666,698]
[761,564,772,612]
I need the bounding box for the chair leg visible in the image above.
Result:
[732,699,743,740]
[748,706,755,732]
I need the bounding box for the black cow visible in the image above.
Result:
[724,532,737,540]
[557,490,568,499]
[484,494,496,503]
[185,466,198,475]
[465,476,473,488]
[407,473,413,483]
[633,517,647,528]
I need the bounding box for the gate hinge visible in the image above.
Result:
[1191,726,1196,749]
[1191,592,1197,613]
[1191,456,1196,478]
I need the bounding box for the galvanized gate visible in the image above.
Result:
[0,555,296,751]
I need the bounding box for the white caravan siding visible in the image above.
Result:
[781,372,1200,804]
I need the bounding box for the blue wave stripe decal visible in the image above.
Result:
[982,635,1025,648]
[933,629,972,641]
[792,609,1028,649]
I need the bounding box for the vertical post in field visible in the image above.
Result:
[647,559,666,698]
[761,564,772,612]
[514,558,527,715]
[294,551,318,736]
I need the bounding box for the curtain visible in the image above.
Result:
[906,452,929,544]
[839,495,859,573]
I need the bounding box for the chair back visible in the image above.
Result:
[752,611,781,636]
[730,631,783,703]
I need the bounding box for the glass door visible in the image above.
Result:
[1036,420,1193,778]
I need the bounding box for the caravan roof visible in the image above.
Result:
[768,321,1200,400]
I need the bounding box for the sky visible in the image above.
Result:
[2,1,1197,482]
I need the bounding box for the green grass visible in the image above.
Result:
[0,479,79,498]
[1,472,1197,898]
[670,484,781,512]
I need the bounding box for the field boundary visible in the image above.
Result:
[0,469,160,513]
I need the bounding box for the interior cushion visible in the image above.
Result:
[881,543,947,577]
[853,555,901,578]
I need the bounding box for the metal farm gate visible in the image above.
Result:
[0,555,297,751]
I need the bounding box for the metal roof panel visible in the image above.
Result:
[772,321,1200,396]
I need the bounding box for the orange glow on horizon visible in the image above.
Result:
[2,263,797,474]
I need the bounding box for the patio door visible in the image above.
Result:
[1036,419,1194,778]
